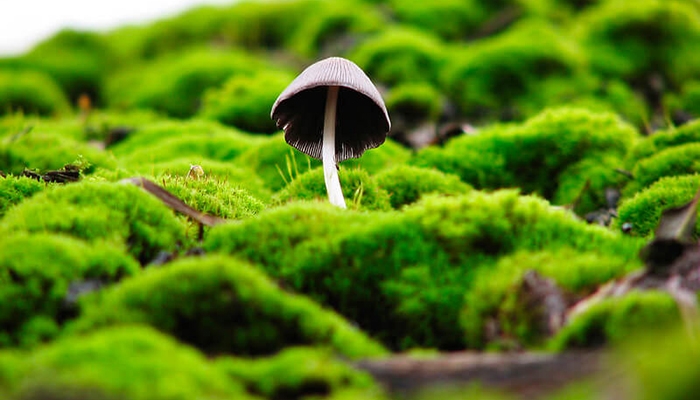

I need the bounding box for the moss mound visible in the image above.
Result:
[0,175,45,218]
[200,70,294,134]
[550,290,681,349]
[207,190,642,349]
[70,254,387,358]
[216,346,380,399]
[0,69,71,117]
[274,167,391,211]
[615,174,700,237]
[461,248,640,349]
[625,143,700,195]
[106,49,268,118]
[0,181,186,262]
[374,165,471,209]
[412,107,638,213]
[0,325,251,400]
[627,119,700,164]
[0,234,138,347]
[386,0,485,40]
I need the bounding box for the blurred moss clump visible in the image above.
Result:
[0,325,252,400]
[0,234,138,347]
[0,175,46,218]
[70,254,387,358]
[550,290,680,349]
[207,190,642,350]
[624,143,700,196]
[350,27,446,86]
[461,248,639,349]
[273,167,391,211]
[105,49,268,118]
[626,119,700,165]
[374,165,471,209]
[412,107,638,214]
[0,70,71,117]
[440,20,589,121]
[615,174,700,237]
[386,0,486,40]
[200,70,295,133]
[0,182,186,263]
[216,346,382,399]
[384,83,444,125]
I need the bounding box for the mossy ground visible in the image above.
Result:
[1,0,700,397]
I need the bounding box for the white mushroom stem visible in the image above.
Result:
[322,85,346,208]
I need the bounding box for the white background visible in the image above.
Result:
[0,0,236,56]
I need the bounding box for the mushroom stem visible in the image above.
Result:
[322,85,346,208]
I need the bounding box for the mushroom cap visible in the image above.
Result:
[271,57,391,163]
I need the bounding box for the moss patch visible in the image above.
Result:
[0,175,46,218]
[0,69,71,117]
[374,165,471,209]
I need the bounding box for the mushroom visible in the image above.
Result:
[271,57,391,208]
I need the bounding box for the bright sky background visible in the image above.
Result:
[0,0,236,56]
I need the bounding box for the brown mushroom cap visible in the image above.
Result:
[270,57,391,163]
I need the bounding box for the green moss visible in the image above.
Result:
[576,0,700,87]
[70,254,387,358]
[0,233,138,347]
[668,81,700,119]
[207,190,642,350]
[0,69,71,117]
[341,139,412,173]
[288,0,385,58]
[440,21,589,120]
[625,143,700,195]
[550,291,681,349]
[627,119,700,166]
[0,325,251,400]
[350,27,446,86]
[200,70,294,133]
[215,346,380,399]
[110,119,264,166]
[0,182,186,262]
[461,248,640,349]
[387,0,485,40]
[106,49,268,118]
[160,174,265,219]
[614,174,700,237]
[384,83,444,123]
[0,176,45,218]
[374,165,471,209]
[412,108,637,211]
[273,167,391,211]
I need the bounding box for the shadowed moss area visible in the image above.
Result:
[0,176,46,218]
[273,167,391,211]
[412,107,638,214]
[461,248,641,349]
[624,143,700,196]
[615,175,700,237]
[627,119,700,163]
[215,346,382,399]
[0,181,186,263]
[374,165,471,209]
[69,254,387,358]
[0,325,252,400]
[0,234,138,347]
[549,291,681,350]
[206,190,642,350]
[0,70,71,117]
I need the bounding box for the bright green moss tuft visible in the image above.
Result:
[0,69,71,117]
[412,107,638,212]
[0,325,251,400]
[0,181,186,262]
[106,49,269,118]
[207,190,642,350]
[200,70,294,133]
[627,119,700,165]
[461,248,640,349]
[70,254,387,358]
[440,21,589,120]
[0,233,138,347]
[215,346,380,399]
[550,291,681,349]
[625,142,700,195]
[110,119,264,166]
[350,27,446,86]
[0,175,45,218]
[341,139,412,174]
[273,167,391,211]
[160,174,265,219]
[374,165,471,209]
[615,175,700,237]
[384,83,444,123]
